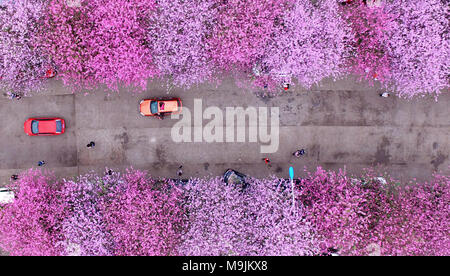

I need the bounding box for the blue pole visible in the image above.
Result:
[289,167,295,211]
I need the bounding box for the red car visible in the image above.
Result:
[24,118,65,136]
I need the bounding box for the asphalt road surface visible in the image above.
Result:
[0,76,449,185]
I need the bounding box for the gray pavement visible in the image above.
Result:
[0,75,448,186]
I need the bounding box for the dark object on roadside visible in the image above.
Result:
[320,247,340,256]
[293,149,306,157]
[177,165,183,177]
[338,0,351,6]
[45,68,57,79]
[338,0,364,6]
[38,160,45,166]
[107,169,113,175]
[87,141,95,148]
[223,169,248,190]
[10,175,18,181]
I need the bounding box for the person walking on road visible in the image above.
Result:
[87,141,96,148]
[262,158,272,167]
[38,160,45,166]
[293,149,306,157]
[10,174,18,181]
[177,166,183,177]
[9,92,21,100]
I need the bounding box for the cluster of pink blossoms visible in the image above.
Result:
[0,0,447,98]
[0,0,51,95]
[0,167,448,256]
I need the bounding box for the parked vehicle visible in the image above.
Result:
[223,169,249,190]
[139,98,182,117]
[0,188,14,205]
[24,118,65,136]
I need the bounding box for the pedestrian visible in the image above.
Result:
[107,169,113,176]
[87,141,95,148]
[38,160,45,166]
[262,158,271,167]
[10,174,18,181]
[283,83,290,91]
[177,165,183,177]
[380,92,390,98]
[11,93,21,100]
[10,92,21,100]
[293,149,306,157]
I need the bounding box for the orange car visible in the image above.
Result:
[139,98,182,117]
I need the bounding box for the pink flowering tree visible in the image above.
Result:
[60,171,124,256]
[340,0,393,85]
[297,167,450,256]
[38,0,159,92]
[0,169,66,256]
[36,0,94,90]
[83,0,159,91]
[383,0,449,99]
[373,173,450,256]
[100,169,185,256]
[209,0,291,72]
[1,167,448,256]
[259,0,351,89]
[179,177,319,256]
[0,0,51,95]
[297,167,391,255]
[147,0,219,88]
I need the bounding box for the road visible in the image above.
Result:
[0,75,449,185]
